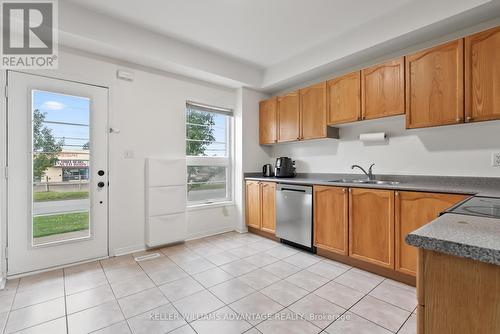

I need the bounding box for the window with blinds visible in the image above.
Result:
[185,101,233,205]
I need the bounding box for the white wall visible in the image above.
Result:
[234,88,272,232]
[3,49,240,257]
[270,116,500,177]
[58,1,263,89]
[108,64,238,254]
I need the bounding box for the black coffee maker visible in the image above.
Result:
[274,157,296,178]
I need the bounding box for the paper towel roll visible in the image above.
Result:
[359,132,386,142]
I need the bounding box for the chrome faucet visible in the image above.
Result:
[351,163,375,180]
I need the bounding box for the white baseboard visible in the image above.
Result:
[7,255,109,279]
[112,228,239,256]
[112,244,146,257]
[186,227,235,241]
[234,226,248,234]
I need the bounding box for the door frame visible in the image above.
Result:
[1,69,113,278]
[1,70,7,283]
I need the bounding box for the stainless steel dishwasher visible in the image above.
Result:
[275,184,313,250]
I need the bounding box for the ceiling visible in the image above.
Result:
[62,0,500,91]
[65,0,416,68]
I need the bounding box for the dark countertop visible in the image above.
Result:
[244,173,500,197]
[406,213,500,266]
[245,172,500,265]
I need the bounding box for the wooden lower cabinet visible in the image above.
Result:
[418,250,500,334]
[349,188,395,269]
[246,180,473,286]
[245,181,276,233]
[395,191,468,276]
[245,181,261,229]
[313,186,348,255]
[260,182,276,233]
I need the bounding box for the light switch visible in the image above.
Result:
[493,152,500,167]
[124,150,134,159]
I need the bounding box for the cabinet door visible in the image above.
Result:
[277,91,300,142]
[362,57,405,120]
[423,250,500,334]
[349,188,395,269]
[327,72,361,125]
[261,182,276,233]
[395,191,467,276]
[465,26,500,123]
[259,97,277,144]
[300,82,327,140]
[406,40,464,129]
[245,181,261,229]
[313,186,348,255]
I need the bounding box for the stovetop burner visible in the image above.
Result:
[446,196,500,219]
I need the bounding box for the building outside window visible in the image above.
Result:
[185,101,233,206]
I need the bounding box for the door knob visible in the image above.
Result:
[97,181,105,188]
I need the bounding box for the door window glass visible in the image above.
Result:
[32,90,91,246]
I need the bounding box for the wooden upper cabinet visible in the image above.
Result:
[349,188,395,269]
[327,72,361,125]
[362,57,405,120]
[260,182,276,233]
[277,91,300,142]
[300,82,327,140]
[245,181,261,229]
[406,40,464,129]
[313,186,348,255]
[395,191,467,276]
[259,97,277,144]
[465,26,500,123]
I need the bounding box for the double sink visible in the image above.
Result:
[326,164,400,185]
[327,179,400,185]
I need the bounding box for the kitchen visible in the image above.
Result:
[0,1,499,334]
[244,25,500,333]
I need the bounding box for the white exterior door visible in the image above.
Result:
[7,71,109,275]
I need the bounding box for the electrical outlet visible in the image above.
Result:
[493,152,500,167]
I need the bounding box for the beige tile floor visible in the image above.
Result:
[0,232,417,334]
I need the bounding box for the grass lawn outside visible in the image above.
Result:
[33,191,89,202]
[33,211,89,238]
[189,183,225,191]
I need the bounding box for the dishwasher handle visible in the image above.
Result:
[277,184,312,194]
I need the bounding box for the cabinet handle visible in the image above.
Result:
[348,188,352,193]
[395,191,399,196]
[342,188,347,193]
[466,116,473,122]
[456,117,462,122]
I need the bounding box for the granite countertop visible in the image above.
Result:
[245,172,500,265]
[406,213,500,266]
[244,172,500,197]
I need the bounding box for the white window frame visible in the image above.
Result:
[186,101,233,207]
